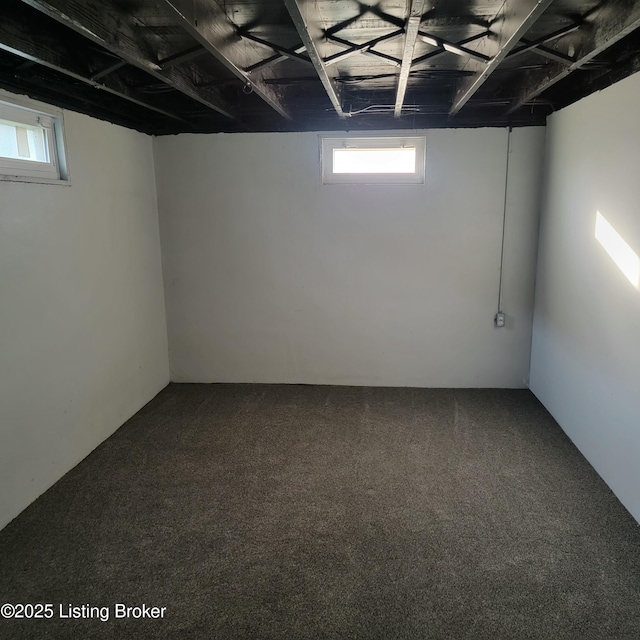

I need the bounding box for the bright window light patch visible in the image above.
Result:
[333,147,416,174]
[322,136,425,184]
[0,120,49,163]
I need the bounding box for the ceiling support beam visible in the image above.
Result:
[18,0,237,120]
[395,0,427,117]
[326,34,402,67]
[0,7,185,122]
[412,32,489,66]
[521,41,576,64]
[507,23,581,59]
[450,0,553,115]
[357,4,491,66]
[0,71,157,132]
[324,11,370,38]
[368,4,492,31]
[237,32,312,66]
[90,60,128,81]
[284,0,346,117]
[158,0,291,119]
[507,0,640,114]
[323,45,368,67]
[245,45,307,73]
[419,32,491,63]
[159,46,206,69]
[324,30,404,66]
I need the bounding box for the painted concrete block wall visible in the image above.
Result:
[155,127,545,387]
[530,72,640,523]
[0,108,170,530]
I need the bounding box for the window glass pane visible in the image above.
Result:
[0,120,48,162]
[333,147,416,174]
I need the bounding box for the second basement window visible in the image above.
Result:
[0,92,68,183]
[322,136,426,184]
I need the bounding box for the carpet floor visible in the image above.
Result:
[1,384,640,639]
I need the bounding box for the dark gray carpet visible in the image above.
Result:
[1,384,640,639]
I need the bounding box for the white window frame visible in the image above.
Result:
[0,90,69,184]
[321,135,426,185]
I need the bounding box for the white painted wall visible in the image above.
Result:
[530,73,640,523]
[155,127,545,387]
[0,107,169,530]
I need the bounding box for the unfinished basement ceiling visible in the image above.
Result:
[1,0,639,134]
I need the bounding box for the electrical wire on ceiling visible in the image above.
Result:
[335,69,475,85]
[135,84,178,93]
[342,104,450,116]
[263,69,476,86]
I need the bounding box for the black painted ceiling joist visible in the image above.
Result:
[450,0,554,115]
[326,34,402,67]
[324,30,404,67]
[507,23,583,60]
[283,0,346,118]
[518,40,576,65]
[158,0,292,120]
[507,0,640,113]
[91,61,128,82]
[0,0,638,134]
[18,0,237,121]
[419,33,491,64]
[159,46,207,69]
[245,45,307,73]
[0,69,160,134]
[238,32,312,67]
[412,33,490,67]
[0,6,185,123]
[395,0,427,117]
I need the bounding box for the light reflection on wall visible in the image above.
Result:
[595,211,640,289]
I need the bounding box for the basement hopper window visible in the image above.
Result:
[321,136,426,184]
[0,92,68,183]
